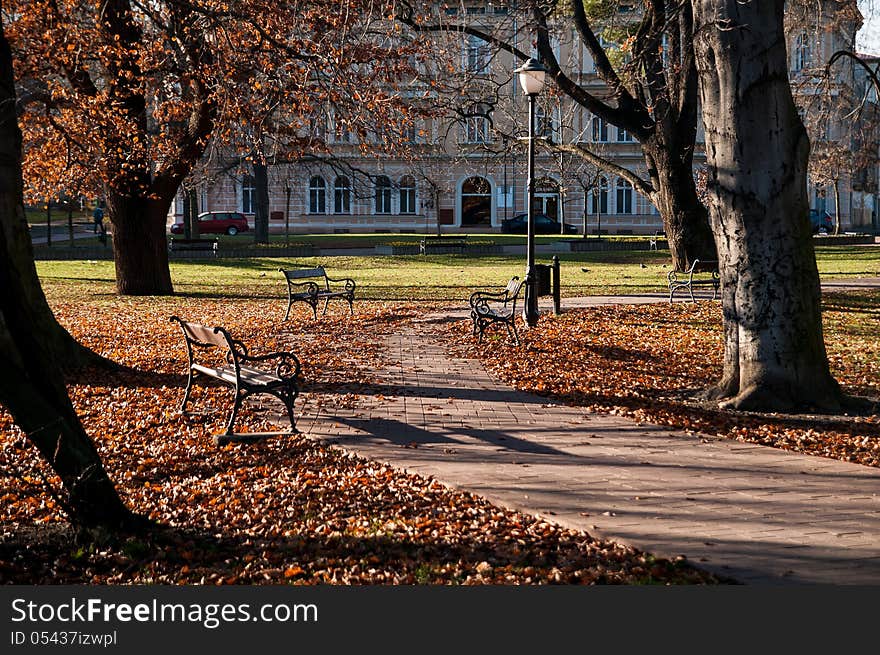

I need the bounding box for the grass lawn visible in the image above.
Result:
[35,244,880,301]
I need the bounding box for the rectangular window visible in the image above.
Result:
[242,184,255,214]
[375,185,392,214]
[464,116,490,143]
[590,188,608,215]
[309,189,326,214]
[616,187,633,214]
[591,116,608,143]
[497,184,513,208]
[465,34,491,73]
[400,189,416,214]
[334,183,351,214]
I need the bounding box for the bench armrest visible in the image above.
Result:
[325,276,356,293]
[469,289,509,306]
[240,351,302,380]
[284,280,321,295]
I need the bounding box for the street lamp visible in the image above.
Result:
[515,57,547,327]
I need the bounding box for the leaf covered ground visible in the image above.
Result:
[450,291,880,468]
[0,295,721,585]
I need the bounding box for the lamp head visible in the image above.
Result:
[515,58,547,96]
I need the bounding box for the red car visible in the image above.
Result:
[169,211,250,236]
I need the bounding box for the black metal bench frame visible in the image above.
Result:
[279,266,356,320]
[469,276,525,345]
[667,259,720,303]
[170,316,302,442]
[420,234,467,254]
[168,237,219,255]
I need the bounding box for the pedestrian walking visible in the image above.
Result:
[92,205,104,234]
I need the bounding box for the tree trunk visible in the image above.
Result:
[0,45,104,370]
[181,190,192,240]
[646,141,716,271]
[1,20,137,529]
[109,194,174,296]
[253,162,270,244]
[833,179,841,236]
[693,0,842,412]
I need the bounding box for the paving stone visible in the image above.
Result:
[298,299,880,585]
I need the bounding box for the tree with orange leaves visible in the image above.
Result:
[8,0,421,295]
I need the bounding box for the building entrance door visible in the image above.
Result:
[534,178,560,220]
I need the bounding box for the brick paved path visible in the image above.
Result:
[299,316,880,585]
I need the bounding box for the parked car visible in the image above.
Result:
[809,209,833,234]
[169,211,250,236]
[500,213,578,235]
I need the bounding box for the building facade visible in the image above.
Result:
[173,2,874,236]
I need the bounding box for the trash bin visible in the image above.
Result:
[534,264,552,296]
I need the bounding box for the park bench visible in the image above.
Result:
[170,316,302,445]
[649,230,666,251]
[279,266,356,320]
[420,234,468,254]
[469,276,525,346]
[168,237,218,256]
[667,259,720,303]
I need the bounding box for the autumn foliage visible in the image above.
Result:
[0,292,719,584]
[7,1,424,294]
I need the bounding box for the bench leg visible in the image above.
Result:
[688,283,696,304]
[347,297,354,315]
[322,297,330,316]
[224,390,244,436]
[180,368,195,413]
[508,319,520,347]
[283,298,293,321]
[476,319,487,343]
[271,388,299,433]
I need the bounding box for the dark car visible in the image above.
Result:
[500,213,578,235]
[809,209,833,234]
[169,211,250,236]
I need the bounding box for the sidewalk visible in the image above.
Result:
[299,296,880,585]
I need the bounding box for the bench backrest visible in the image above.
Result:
[170,316,241,368]
[504,276,523,299]
[279,267,329,289]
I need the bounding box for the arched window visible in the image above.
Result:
[241,175,256,214]
[399,175,416,214]
[375,175,392,214]
[589,177,609,214]
[461,176,492,225]
[615,178,633,214]
[309,176,326,214]
[334,176,351,214]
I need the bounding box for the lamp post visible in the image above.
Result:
[515,57,547,328]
